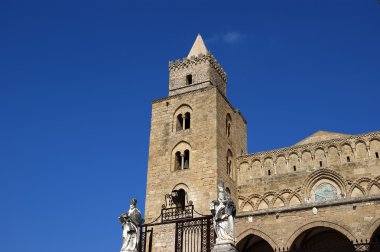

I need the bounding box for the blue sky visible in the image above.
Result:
[0,0,379,251]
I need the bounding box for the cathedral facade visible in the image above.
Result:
[143,35,380,252]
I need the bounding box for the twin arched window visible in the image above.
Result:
[174,105,192,132]
[177,112,191,131]
[175,149,190,170]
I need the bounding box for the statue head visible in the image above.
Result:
[217,181,226,201]
[130,198,137,209]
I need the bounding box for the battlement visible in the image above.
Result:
[169,52,227,81]
[168,35,227,96]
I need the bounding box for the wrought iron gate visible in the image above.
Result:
[139,215,215,252]
[139,226,153,252]
[175,216,215,252]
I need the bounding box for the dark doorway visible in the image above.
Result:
[237,234,274,252]
[370,225,380,252]
[290,227,355,252]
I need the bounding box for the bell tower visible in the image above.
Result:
[144,35,247,223]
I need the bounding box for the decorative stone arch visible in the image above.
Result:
[275,153,286,160]
[238,161,250,185]
[238,161,249,171]
[314,147,327,168]
[262,191,276,207]
[263,156,274,176]
[236,228,278,251]
[314,146,326,153]
[327,144,339,150]
[369,138,380,159]
[287,191,303,206]
[272,194,286,208]
[340,142,355,163]
[275,154,287,174]
[284,221,357,249]
[288,152,300,172]
[288,151,299,158]
[238,196,254,212]
[300,149,314,171]
[251,158,262,177]
[327,144,340,166]
[352,177,372,194]
[172,104,193,132]
[339,141,354,149]
[347,183,366,198]
[301,149,313,155]
[366,217,380,241]
[355,140,368,161]
[255,198,270,211]
[301,169,347,198]
[355,139,367,146]
[369,137,380,143]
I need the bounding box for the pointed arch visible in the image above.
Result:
[285,221,357,249]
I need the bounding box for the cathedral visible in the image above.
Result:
[141,35,380,252]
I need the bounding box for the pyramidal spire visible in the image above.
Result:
[187,34,208,58]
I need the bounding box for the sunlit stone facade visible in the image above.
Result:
[144,35,380,252]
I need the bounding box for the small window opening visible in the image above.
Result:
[293,165,296,171]
[186,74,192,85]
[184,112,190,129]
[183,150,190,169]
[176,114,183,131]
[227,160,232,175]
[319,161,323,167]
[268,170,271,176]
[376,152,379,159]
[347,156,351,163]
[226,123,231,138]
[175,151,182,170]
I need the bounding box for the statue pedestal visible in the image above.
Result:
[212,242,237,252]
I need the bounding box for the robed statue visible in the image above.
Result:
[210,181,237,247]
[118,198,143,252]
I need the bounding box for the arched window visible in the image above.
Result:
[184,112,190,129]
[226,149,233,178]
[175,151,182,170]
[226,114,232,138]
[176,114,183,131]
[173,104,192,132]
[172,142,191,171]
[184,150,190,169]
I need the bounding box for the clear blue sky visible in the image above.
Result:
[0,0,379,251]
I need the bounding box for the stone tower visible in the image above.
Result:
[144,35,247,223]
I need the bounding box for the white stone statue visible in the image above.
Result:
[210,182,236,246]
[118,198,143,252]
